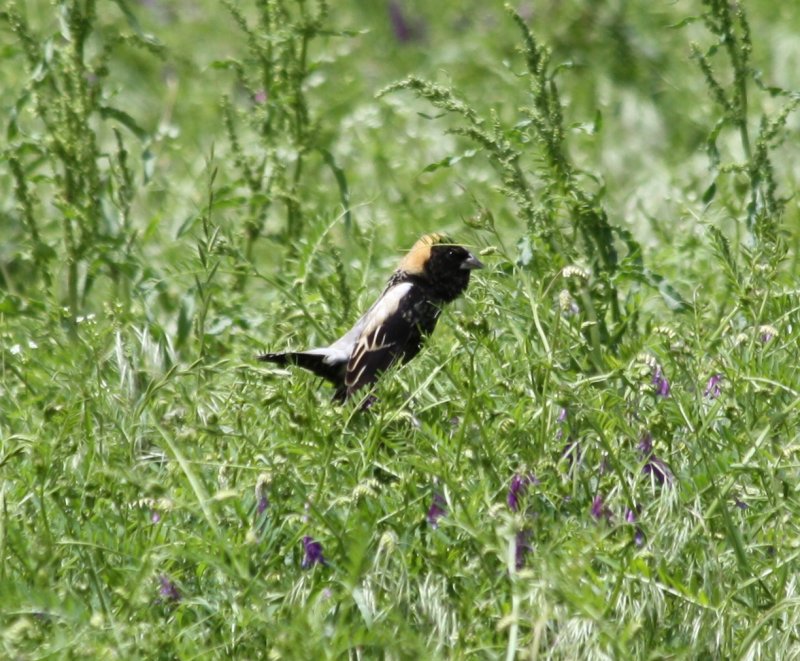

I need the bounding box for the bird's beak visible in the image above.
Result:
[460,253,484,270]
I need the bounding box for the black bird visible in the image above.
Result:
[259,233,483,402]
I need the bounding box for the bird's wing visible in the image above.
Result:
[256,287,394,396]
[344,282,422,396]
[324,312,368,363]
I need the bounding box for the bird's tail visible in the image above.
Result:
[258,351,344,385]
[257,352,291,366]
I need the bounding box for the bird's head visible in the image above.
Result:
[399,233,484,302]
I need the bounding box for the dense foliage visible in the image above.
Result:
[1,0,799,657]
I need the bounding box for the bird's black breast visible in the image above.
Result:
[398,289,441,361]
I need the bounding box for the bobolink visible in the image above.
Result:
[259,233,483,402]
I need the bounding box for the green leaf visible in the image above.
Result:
[319,149,352,230]
[417,111,447,120]
[421,150,476,174]
[702,181,717,204]
[99,106,148,141]
[0,294,22,315]
[707,225,739,285]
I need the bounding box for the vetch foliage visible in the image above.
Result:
[0,1,798,659]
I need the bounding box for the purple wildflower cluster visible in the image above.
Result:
[253,478,271,540]
[557,399,676,547]
[301,536,326,569]
[507,473,537,569]
[625,508,645,547]
[507,473,538,512]
[705,374,723,399]
[590,497,645,546]
[251,479,328,571]
[638,433,674,485]
[388,1,426,43]
[158,575,181,603]
[426,491,448,528]
[581,432,673,546]
[254,475,271,517]
[590,494,612,522]
[514,530,532,569]
[759,326,776,343]
[652,365,670,398]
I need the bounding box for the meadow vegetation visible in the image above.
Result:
[1,0,799,657]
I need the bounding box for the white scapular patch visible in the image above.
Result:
[358,282,413,341]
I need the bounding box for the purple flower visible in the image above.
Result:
[158,575,181,603]
[734,497,748,510]
[255,475,270,517]
[590,494,604,520]
[555,408,568,441]
[638,433,674,486]
[514,530,532,569]
[426,492,447,528]
[591,494,611,522]
[625,508,645,546]
[388,1,425,43]
[652,365,670,398]
[634,528,645,546]
[705,374,723,399]
[150,509,161,524]
[507,473,537,512]
[759,325,777,343]
[301,536,326,569]
[643,455,674,485]
[253,89,267,104]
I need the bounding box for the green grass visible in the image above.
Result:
[2,0,800,657]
